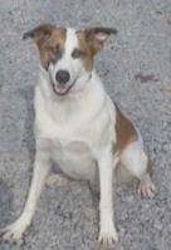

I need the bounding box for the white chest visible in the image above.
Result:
[34,78,116,180]
[48,137,97,180]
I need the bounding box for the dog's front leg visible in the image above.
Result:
[0,139,51,242]
[98,148,118,248]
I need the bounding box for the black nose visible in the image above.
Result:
[55,70,70,84]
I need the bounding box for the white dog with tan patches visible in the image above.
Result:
[0,24,155,249]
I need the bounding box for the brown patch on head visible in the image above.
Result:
[23,24,66,69]
[76,31,94,71]
[115,104,138,153]
[76,26,117,71]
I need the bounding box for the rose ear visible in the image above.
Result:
[23,23,55,46]
[84,27,117,54]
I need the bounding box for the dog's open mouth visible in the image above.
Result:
[52,84,72,96]
[52,79,77,96]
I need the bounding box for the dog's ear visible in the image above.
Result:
[23,24,55,47]
[83,27,117,54]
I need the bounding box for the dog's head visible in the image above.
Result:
[23,24,117,96]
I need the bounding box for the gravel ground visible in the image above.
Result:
[0,0,171,249]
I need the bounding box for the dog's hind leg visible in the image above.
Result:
[0,139,51,242]
[120,140,156,198]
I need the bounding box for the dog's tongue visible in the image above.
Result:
[53,85,68,95]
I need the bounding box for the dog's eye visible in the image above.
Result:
[55,50,63,60]
[72,48,85,59]
[48,45,63,63]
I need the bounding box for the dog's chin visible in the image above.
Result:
[52,84,73,96]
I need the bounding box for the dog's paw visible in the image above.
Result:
[98,227,118,249]
[0,220,28,243]
[137,173,156,198]
[138,181,156,198]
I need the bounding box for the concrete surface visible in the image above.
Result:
[0,0,171,249]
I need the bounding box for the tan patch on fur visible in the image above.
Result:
[77,32,94,72]
[37,27,66,69]
[76,27,117,72]
[115,104,138,152]
[24,24,66,69]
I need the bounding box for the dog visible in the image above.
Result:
[0,24,155,248]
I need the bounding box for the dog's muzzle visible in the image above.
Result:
[48,69,74,96]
